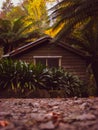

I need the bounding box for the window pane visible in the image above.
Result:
[48,58,59,68]
[36,58,46,66]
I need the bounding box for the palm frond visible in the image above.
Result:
[12,16,25,33]
[51,0,98,38]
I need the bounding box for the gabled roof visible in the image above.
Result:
[2,36,87,59]
[3,36,52,58]
[57,41,86,58]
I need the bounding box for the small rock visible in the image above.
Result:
[33,103,39,108]
[76,114,96,121]
[44,113,53,120]
[74,96,78,100]
[31,113,45,122]
[32,108,38,112]
[80,102,90,110]
[74,100,83,104]
[52,106,59,109]
[59,123,75,130]
[39,121,55,130]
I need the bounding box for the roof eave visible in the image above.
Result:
[57,41,87,59]
[2,36,52,58]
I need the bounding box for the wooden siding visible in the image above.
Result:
[14,42,87,80]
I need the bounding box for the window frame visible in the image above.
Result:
[33,56,62,67]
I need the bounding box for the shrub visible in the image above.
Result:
[41,68,85,97]
[0,58,87,97]
[0,59,39,92]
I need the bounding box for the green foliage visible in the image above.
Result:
[0,59,48,93]
[0,59,34,91]
[0,59,87,97]
[41,68,85,97]
[23,0,49,31]
[50,0,98,92]
[51,0,98,40]
[0,17,42,54]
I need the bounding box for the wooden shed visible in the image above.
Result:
[3,36,89,80]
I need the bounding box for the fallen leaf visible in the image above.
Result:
[0,120,9,127]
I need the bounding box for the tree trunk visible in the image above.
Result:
[4,45,9,54]
[91,59,98,95]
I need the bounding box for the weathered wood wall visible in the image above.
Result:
[13,42,87,80]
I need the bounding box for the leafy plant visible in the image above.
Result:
[41,68,85,97]
[0,17,42,54]
[0,59,87,97]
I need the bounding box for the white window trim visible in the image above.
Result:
[33,56,62,67]
[33,56,62,58]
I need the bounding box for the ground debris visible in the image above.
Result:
[0,98,98,130]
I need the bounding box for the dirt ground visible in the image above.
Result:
[0,98,98,130]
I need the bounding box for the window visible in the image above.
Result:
[36,58,46,66]
[48,58,59,68]
[33,56,62,68]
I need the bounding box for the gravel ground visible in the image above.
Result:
[0,98,98,130]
